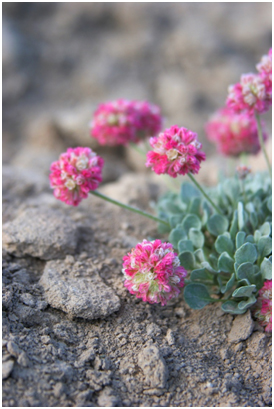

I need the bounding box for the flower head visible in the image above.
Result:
[146,125,206,178]
[90,99,162,146]
[205,107,268,156]
[226,72,271,115]
[256,48,272,98]
[123,239,187,306]
[50,147,104,206]
[253,280,272,332]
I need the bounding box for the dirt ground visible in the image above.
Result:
[2,3,272,407]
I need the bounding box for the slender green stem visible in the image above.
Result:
[239,152,248,166]
[90,190,170,227]
[255,113,272,179]
[187,173,223,215]
[129,143,147,158]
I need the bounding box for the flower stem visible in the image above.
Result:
[255,112,272,179]
[187,173,223,215]
[129,143,147,158]
[90,190,170,227]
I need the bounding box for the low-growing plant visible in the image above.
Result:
[49,48,272,332]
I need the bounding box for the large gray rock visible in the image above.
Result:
[138,345,168,389]
[39,259,120,320]
[2,208,78,260]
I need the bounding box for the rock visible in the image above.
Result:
[39,260,121,320]
[52,104,99,149]
[146,323,161,338]
[246,332,268,359]
[2,359,14,380]
[2,165,48,197]
[137,345,168,389]
[98,387,119,407]
[99,172,166,207]
[227,310,255,343]
[20,293,36,308]
[17,351,30,368]
[2,207,79,260]
[53,382,66,398]
[7,341,21,357]
[75,348,95,368]
[86,370,112,391]
[166,329,175,346]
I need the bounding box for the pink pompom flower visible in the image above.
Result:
[226,72,271,115]
[90,99,162,146]
[253,280,272,332]
[123,239,187,306]
[50,147,104,206]
[146,125,206,178]
[256,48,272,98]
[205,107,268,156]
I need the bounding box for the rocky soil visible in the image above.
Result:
[2,168,272,407]
[2,3,272,407]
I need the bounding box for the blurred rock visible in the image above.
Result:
[3,207,79,260]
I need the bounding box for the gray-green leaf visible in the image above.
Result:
[236,231,246,249]
[207,214,229,236]
[235,243,257,265]
[178,239,194,253]
[215,234,234,256]
[183,283,213,309]
[232,285,257,298]
[179,251,195,270]
[169,227,187,248]
[261,258,272,280]
[189,228,204,248]
[257,236,272,259]
[221,300,246,314]
[181,214,202,232]
[218,252,234,273]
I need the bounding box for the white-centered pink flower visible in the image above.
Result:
[146,125,206,178]
[123,239,187,306]
[226,73,271,115]
[50,147,104,206]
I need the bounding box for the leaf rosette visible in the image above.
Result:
[156,172,272,314]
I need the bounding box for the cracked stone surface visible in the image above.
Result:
[39,259,121,320]
[2,208,79,260]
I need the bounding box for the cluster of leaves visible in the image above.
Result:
[156,172,272,314]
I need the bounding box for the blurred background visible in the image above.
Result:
[2,2,272,182]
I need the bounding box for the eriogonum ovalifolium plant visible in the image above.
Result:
[50,49,272,331]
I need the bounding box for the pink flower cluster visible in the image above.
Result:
[226,49,272,115]
[205,107,268,157]
[146,125,206,178]
[254,280,272,332]
[256,48,272,99]
[50,147,104,206]
[90,99,163,146]
[123,239,187,306]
